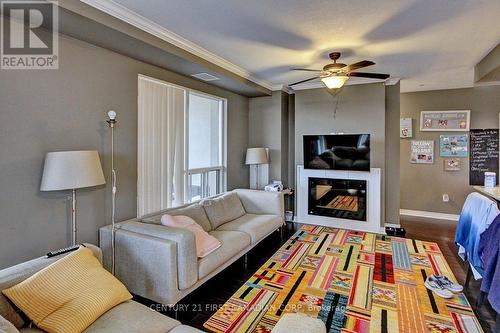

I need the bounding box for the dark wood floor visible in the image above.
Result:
[135,224,294,329]
[401,215,497,333]
[135,219,497,332]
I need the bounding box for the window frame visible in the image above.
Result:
[184,90,227,203]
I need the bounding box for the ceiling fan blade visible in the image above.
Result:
[339,60,375,73]
[348,72,390,79]
[289,76,320,86]
[290,68,322,72]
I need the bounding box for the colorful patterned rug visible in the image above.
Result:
[203,225,483,333]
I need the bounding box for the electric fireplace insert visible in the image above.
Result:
[308,177,367,221]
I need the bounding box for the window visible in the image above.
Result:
[137,75,226,216]
[186,92,226,202]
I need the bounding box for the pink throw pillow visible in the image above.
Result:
[160,214,221,258]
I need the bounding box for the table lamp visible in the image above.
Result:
[40,150,106,245]
[246,147,268,189]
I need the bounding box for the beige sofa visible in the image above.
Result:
[99,189,284,306]
[0,244,203,333]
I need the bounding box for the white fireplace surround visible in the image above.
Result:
[297,165,381,233]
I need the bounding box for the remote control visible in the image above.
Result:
[46,244,84,258]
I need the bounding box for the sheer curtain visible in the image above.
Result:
[137,75,185,217]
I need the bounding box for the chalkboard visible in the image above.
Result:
[469,129,499,185]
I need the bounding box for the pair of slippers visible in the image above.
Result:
[424,274,463,298]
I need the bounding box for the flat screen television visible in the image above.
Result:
[303,134,370,171]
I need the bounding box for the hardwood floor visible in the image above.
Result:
[135,224,294,330]
[401,215,497,333]
[135,219,497,332]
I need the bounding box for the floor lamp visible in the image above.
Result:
[40,150,106,246]
[246,148,268,189]
[106,110,117,275]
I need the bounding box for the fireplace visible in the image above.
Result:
[297,166,380,233]
[308,177,367,221]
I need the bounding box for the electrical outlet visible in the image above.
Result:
[442,194,450,202]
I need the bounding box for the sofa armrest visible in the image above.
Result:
[233,189,285,219]
[113,221,198,290]
[99,221,198,299]
[100,226,182,305]
[99,218,139,271]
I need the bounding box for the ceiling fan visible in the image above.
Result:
[289,52,390,89]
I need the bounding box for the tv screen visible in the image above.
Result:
[303,134,370,171]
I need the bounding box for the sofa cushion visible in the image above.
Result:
[216,214,282,244]
[198,231,251,279]
[142,204,212,232]
[0,244,102,330]
[2,247,132,333]
[170,326,206,333]
[83,300,180,333]
[0,296,23,330]
[0,314,19,333]
[161,215,221,258]
[202,192,246,229]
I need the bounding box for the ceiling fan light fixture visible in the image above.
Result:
[321,75,348,89]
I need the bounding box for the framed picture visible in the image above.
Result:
[400,118,413,138]
[420,110,470,131]
[439,134,468,157]
[444,158,461,171]
[410,140,434,164]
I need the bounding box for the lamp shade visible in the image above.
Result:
[245,148,268,165]
[40,150,106,191]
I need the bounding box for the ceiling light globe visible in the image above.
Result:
[321,76,349,89]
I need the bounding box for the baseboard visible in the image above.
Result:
[291,218,401,235]
[400,209,459,221]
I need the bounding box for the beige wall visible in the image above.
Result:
[249,91,283,182]
[400,86,500,214]
[294,84,389,225]
[287,94,296,189]
[249,91,292,186]
[280,92,290,186]
[249,83,401,225]
[385,83,401,225]
[0,33,249,268]
[294,85,387,169]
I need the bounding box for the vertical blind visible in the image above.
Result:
[137,76,185,217]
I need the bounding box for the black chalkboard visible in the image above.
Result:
[469,129,499,185]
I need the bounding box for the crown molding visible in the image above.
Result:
[79,0,275,91]
[271,84,295,94]
[473,80,500,87]
[77,1,402,95]
[385,77,401,85]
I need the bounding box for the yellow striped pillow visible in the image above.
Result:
[2,247,132,333]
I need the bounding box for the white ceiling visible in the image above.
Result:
[99,0,500,92]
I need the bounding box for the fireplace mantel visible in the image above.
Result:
[296,165,382,233]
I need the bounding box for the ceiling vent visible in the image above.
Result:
[191,72,220,81]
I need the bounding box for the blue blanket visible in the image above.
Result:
[479,214,500,313]
[455,192,499,275]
